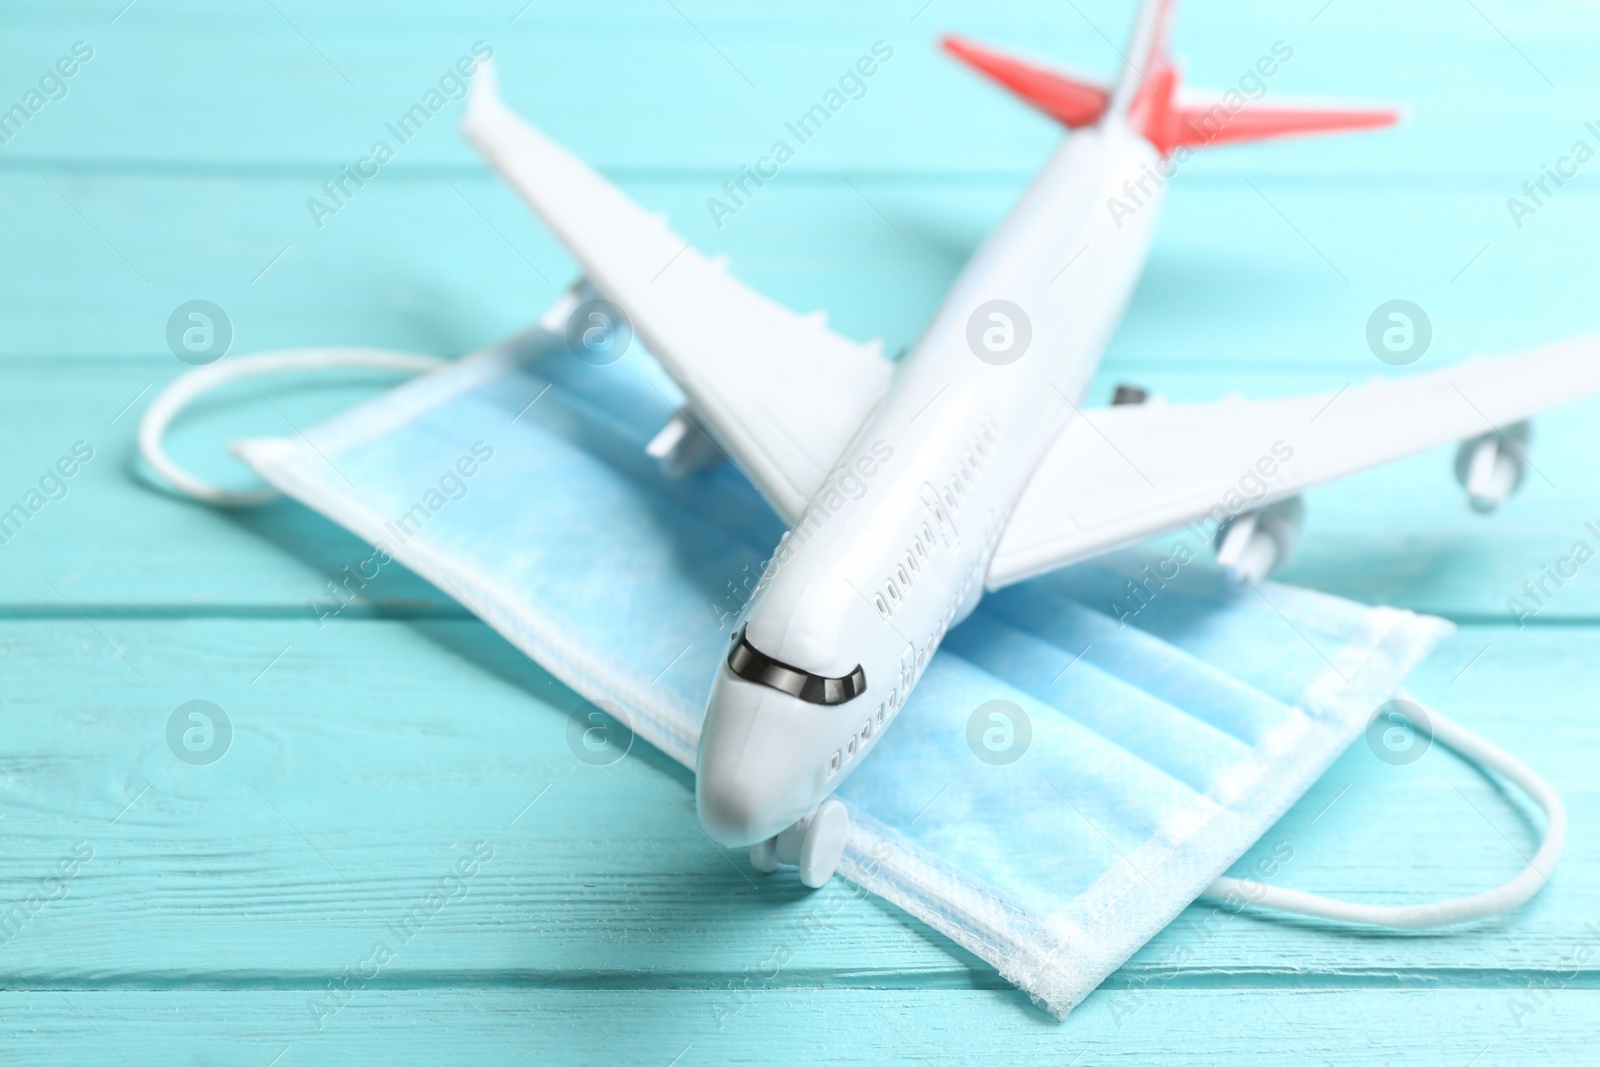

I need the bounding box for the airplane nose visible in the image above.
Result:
[696,668,814,847]
[696,772,768,847]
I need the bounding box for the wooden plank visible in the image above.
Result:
[1,168,1594,367]
[0,617,1590,988]
[0,987,1593,1064]
[2,0,1596,176]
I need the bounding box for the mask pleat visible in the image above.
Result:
[983,583,1291,747]
[477,367,785,552]
[355,385,768,704]
[839,650,1216,907]
[943,613,1254,795]
[1024,561,1344,715]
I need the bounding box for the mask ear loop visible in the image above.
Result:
[1201,692,1566,929]
[137,348,447,507]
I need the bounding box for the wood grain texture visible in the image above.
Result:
[4,0,1598,175]
[1,988,1595,1066]
[3,174,1597,365]
[1,0,1596,1060]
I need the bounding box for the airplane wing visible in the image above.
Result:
[986,335,1600,588]
[462,64,894,524]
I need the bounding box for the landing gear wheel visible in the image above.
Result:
[746,799,851,888]
[797,799,849,889]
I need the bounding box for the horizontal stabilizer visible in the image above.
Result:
[944,30,1397,154]
[942,35,1108,128]
[1153,101,1398,153]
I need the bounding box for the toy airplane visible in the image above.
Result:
[463,0,1600,887]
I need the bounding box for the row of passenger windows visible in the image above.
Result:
[872,520,936,621]
[873,421,1000,623]
[839,459,1006,780]
[829,591,964,781]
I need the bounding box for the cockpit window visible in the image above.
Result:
[726,627,866,705]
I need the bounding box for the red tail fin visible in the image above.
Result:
[942,31,1397,155]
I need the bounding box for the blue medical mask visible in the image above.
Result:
[142,290,1561,1019]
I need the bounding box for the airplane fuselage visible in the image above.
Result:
[697,120,1168,846]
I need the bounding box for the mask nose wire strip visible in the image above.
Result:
[1200,692,1567,929]
[137,348,448,507]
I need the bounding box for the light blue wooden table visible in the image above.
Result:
[2,0,1596,1061]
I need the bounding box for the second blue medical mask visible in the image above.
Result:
[139,290,1562,1019]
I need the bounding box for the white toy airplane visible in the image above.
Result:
[464,0,1600,887]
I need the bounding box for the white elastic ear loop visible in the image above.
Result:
[137,348,447,507]
[1202,693,1566,929]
